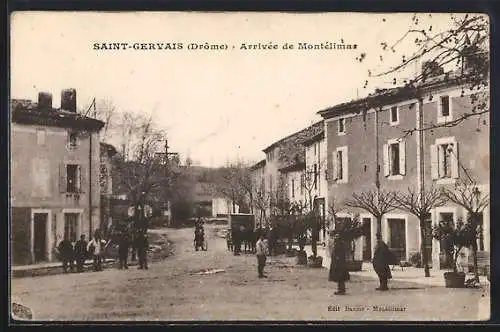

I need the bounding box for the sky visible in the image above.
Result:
[10,12,463,167]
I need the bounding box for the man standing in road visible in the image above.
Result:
[256,234,268,278]
[373,232,398,291]
[137,231,149,270]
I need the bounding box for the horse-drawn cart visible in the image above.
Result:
[228,214,256,255]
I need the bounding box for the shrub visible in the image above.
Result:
[409,252,422,267]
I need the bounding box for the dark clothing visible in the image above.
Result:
[58,240,75,273]
[232,229,241,255]
[93,255,103,271]
[74,240,88,272]
[194,227,204,251]
[136,234,149,269]
[329,238,350,283]
[118,234,131,269]
[373,240,398,290]
[257,255,267,277]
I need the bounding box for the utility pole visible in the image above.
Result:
[375,106,382,234]
[417,96,431,277]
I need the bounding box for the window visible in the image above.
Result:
[338,118,345,135]
[438,95,452,123]
[291,178,295,198]
[68,132,78,148]
[383,139,406,178]
[390,106,399,124]
[314,143,317,156]
[336,151,343,180]
[64,213,79,242]
[269,175,273,193]
[333,146,348,183]
[67,165,79,193]
[440,96,450,116]
[36,129,46,146]
[431,138,459,180]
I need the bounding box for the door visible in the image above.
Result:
[388,218,406,262]
[362,218,372,261]
[438,212,454,268]
[64,213,79,242]
[33,213,48,262]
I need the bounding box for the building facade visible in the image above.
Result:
[303,131,329,243]
[11,90,104,265]
[99,142,118,234]
[259,121,324,223]
[319,75,489,268]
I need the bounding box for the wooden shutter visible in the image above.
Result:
[399,140,406,176]
[342,147,349,182]
[332,152,338,181]
[451,141,459,178]
[383,144,390,176]
[430,145,439,180]
[59,163,67,193]
[79,165,87,193]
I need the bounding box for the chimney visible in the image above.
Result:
[38,92,52,110]
[421,61,444,81]
[61,88,77,112]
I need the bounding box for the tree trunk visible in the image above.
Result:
[472,213,480,282]
[419,218,430,277]
[472,244,479,282]
[376,216,382,235]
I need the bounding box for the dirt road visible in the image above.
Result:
[11,225,489,321]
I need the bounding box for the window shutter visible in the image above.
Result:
[332,152,338,181]
[430,145,439,180]
[438,145,445,178]
[399,140,406,176]
[342,147,349,182]
[451,141,459,178]
[59,164,67,193]
[79,165,87,193]
[383,144,390,176]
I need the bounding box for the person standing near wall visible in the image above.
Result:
[74,234,88,272]
[58,236,75,273]
[329,233,349,295]
[372,232,398,291]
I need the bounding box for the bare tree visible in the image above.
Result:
[441,178,489,282]
[344,189,398,235]
[211,161,253,214]
[253,179,270,225]
[299,165,321,257]
[112,112,168,231]
[357,14,489,137]
[393,185,448,277]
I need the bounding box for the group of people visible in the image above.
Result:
[227,224,277,256]
[57,228,150,273]
[57,233,108,273]
[329,232,399,295]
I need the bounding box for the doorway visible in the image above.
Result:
[362,217,372,261]
[387,218,406,262]
[438,212,454,268]
[33,213,48,262]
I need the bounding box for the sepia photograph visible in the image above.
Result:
[9,11,490,322]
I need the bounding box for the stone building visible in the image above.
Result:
[318,72,489,268]
[11,90,104,265]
